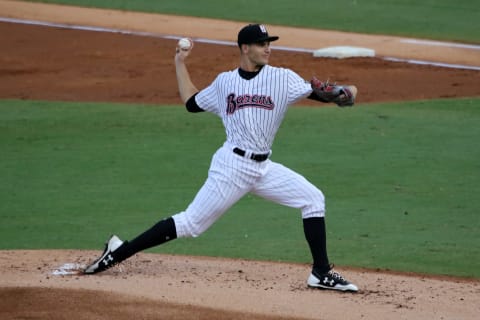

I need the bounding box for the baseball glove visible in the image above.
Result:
[310,77,355,107]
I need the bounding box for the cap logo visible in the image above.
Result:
[259,24,267,34]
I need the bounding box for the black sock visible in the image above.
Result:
[116,217,177,261]
[303,217,330,274]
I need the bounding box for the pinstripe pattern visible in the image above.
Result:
[196,65,311,153]
[173,65,324,238]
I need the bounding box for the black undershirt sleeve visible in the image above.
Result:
[186,93,205,113]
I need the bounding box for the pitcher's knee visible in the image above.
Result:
[302,209,325,219]
[301,191,325,219]
[172,212,210,238]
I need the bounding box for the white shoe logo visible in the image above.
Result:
[322,277,335,286]
[102,254,113,266]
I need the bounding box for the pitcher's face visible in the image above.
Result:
[241,41,271,70]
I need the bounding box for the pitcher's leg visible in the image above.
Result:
[84,147,253,274]
[252,161,325,218]
[303,217,330,272]
[107,217,177,264]
[252,162,330,272]
[173,146,256,238]
[173,172,249,237]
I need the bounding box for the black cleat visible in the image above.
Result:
[84,235,124,274]
[307,268,358,292]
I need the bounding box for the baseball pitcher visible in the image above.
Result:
[84,24,358,292]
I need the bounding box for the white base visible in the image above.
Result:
[313,46,375,59]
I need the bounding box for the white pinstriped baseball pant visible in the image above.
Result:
[172,142,325,238]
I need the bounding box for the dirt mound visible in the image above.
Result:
[1,250,479,320]
[0,286,298,320]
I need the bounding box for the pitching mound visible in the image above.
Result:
[1,250,479,320]
[0,287,292,320]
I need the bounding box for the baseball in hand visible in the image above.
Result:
[178,38,193,50]
[348,85,358,99]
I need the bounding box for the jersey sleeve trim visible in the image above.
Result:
[186,93,205,113]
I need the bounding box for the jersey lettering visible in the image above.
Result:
[226,93,275,115]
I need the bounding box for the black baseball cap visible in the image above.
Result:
[237,24,279,47]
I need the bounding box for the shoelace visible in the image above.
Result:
[327,270,346,282]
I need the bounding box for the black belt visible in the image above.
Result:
[233,148,269,162]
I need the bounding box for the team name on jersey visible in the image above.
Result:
[226,93,275,115]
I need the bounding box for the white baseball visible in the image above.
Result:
[178,38,193,50]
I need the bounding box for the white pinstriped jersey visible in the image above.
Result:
[195,65,312,153]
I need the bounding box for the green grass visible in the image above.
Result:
[28,0,480,43]
[1,98,479,278]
